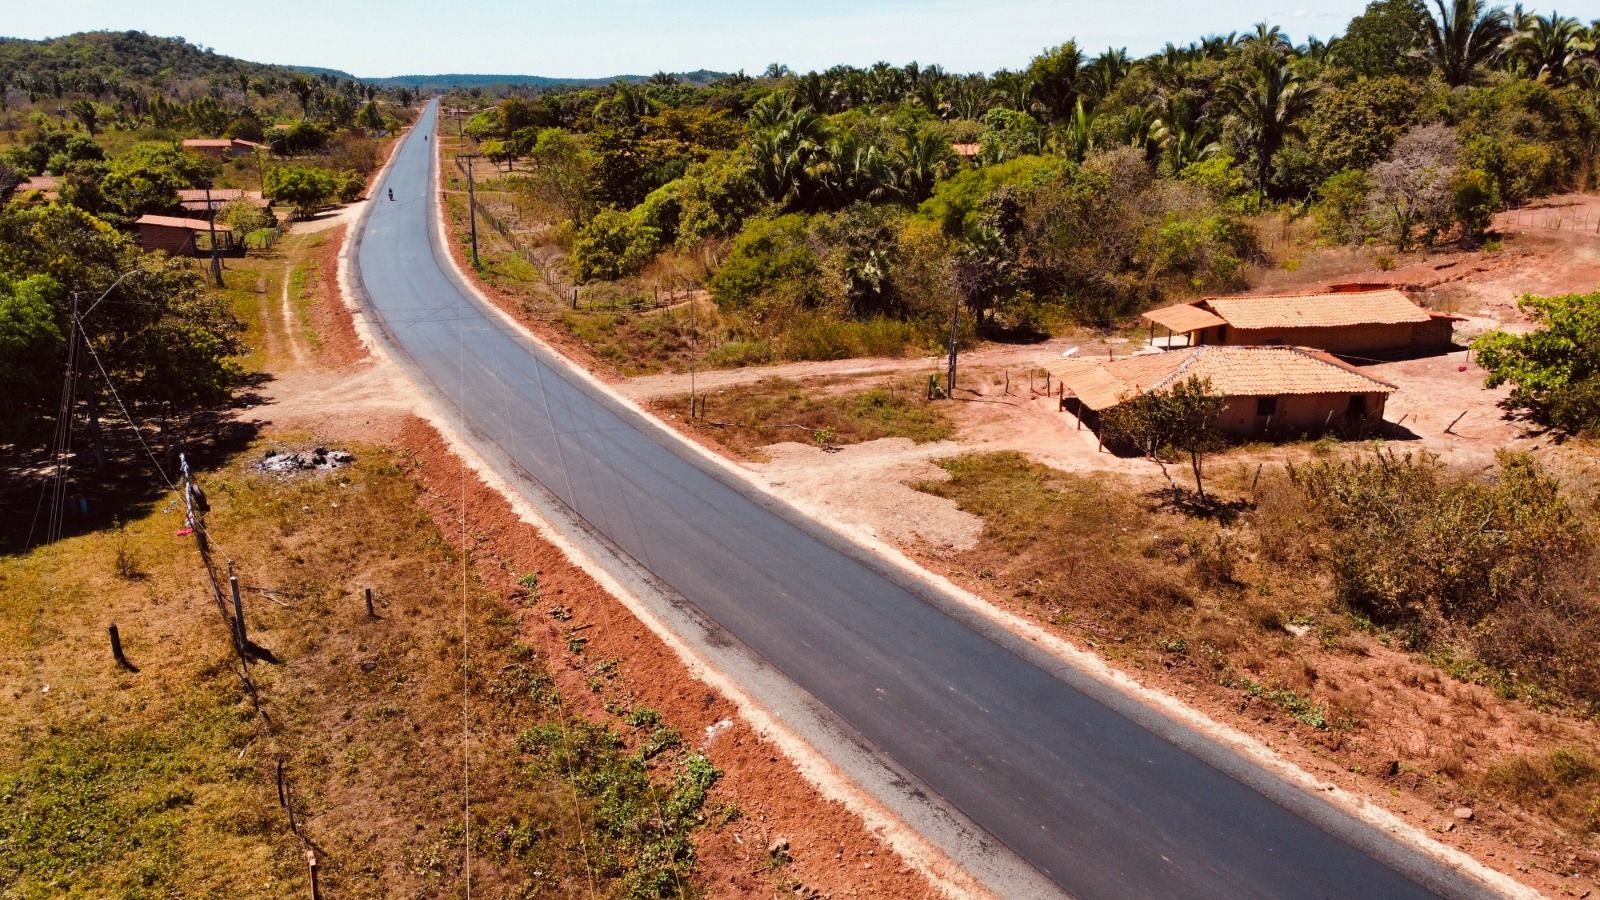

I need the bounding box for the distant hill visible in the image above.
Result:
[0,31,306,93]
[289,68,731,91]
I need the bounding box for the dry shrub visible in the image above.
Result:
[1483,747,1600,833]
[1281,447,1600,710]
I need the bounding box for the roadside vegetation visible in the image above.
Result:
[914,446,1600,845]
[0,442,720,897]
[658,376,953,457]
[440,2,1600,374]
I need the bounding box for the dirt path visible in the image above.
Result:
[277,259,309,370]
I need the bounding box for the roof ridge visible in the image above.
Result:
[1285,346,1400,390]
[1202,288,1404,302]
[1147,345,1206,391]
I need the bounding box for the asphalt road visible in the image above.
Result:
[354,101,1500,900]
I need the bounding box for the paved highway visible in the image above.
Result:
[354,101,1500,899]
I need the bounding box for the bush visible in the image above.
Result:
[335,170,365,203]
[709,215,823,321]
[217,199,273,235]
[1289,449,1582,641]
[571,209,663,282]
[1313,169,1374,244]
[1475,291,1600,434]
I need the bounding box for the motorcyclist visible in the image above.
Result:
[387,188,394,201]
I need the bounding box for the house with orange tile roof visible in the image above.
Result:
[1043,345,1397,438]
[1141,288,1459,356]
[135,214,236,255]
[181,138,266,159]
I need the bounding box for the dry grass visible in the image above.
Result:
[659,377,954,458]
[0,439,718,897]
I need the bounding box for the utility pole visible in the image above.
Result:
[946,289,960,396]
[464,154,479,268]
[203,185,223,287]
[689,283,698,417]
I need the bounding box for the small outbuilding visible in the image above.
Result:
[1141,288,1459,356]
[1046,345,1398,439]
[135,214,237,256]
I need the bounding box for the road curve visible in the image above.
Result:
[354,100,1501,900]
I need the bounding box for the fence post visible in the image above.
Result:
[109,624,133,670]
[364,587,375,618]
[228,561,247,658]
[571,287,578,309]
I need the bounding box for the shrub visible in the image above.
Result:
[1289,449,1582,640]
[571,209,663,282]
[1313,169,1374,245]
[1475,291,1600,434]
[709,215,823,321]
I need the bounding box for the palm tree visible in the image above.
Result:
[1055,98,1099,161]
[750,104,831,209]
[989,69,1033,112]
[1512,12,1585,83]
[1416,0,1514,86]
[1084,48,1131,103]
[891,128,957,202]
[1223,52,1319,197]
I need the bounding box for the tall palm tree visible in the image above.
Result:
[989,69,1034,112]
[1416,0,1514,86]
[1512,12,1585,83]
[1223,52,1319,197]
[750,105,830,209]
[891,128,957,202]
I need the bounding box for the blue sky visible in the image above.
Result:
[13,0,1376,78]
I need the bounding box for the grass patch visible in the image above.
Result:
[0,439,718,897]
[1483,747,1600,834]
[662,377,953,457]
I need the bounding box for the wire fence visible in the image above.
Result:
[452,155,691,315]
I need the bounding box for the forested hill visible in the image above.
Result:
[0,31,302,96]
[292,69,731,91]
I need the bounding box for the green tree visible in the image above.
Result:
[1475,291,1600,434]
[1100,375,1226,499]
[709,214,824,322]
[264,164,338,218]
[1302,76,1425,180]
[1223,52,1320,198]
[1416,0,1513,86]
[519,128,596,225]
[1025,42,1084,124]
[571,209,662,281]
[99,141,217,220]
[1335,0,1431,77]
[0,273,66,441]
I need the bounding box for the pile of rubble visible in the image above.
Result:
[252,447,355,475]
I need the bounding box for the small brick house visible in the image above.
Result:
[1046,345,1398,439]
[181,138,266,159]
[1141,289,1459,357]
[135,214,236,256]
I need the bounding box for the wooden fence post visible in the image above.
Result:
[109,624,133,670]
[228,561,247,657]
[364,587,375,618]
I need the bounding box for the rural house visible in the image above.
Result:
[176,188,272,218]
[1046,345,1397,438]
[181,138,266,159]
[1141,288,1459,356]
[135,214,236,256]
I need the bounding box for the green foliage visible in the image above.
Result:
[671,152,764,248]
[0,203,243,443]
[1450,166,1498,243]
[1100,375,1227,498]
[264,164,338,217]
[709,214,823,321]
[977,108,1045,163]
[572,209,663,282]
[217,199,273,235]
[1335,0,1431,78]
[1313,169,1374,244]
[266,119,331,156]
[1302,76,1425,181]
[100,141,217,220]
[1475,292,1600,434]
[1177,154,1249,205]
[916,155,1063,237]
[0,274,66,440]
[517,720,719,896]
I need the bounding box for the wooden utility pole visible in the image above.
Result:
[463,155,479,267]
[946,290,959,395]
[689,284,698,417]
